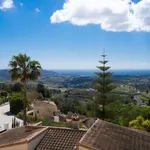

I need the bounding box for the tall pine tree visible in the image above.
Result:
[94,52,116,120]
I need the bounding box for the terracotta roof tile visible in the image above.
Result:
[79,119,150,150]
[0,126,48,148]
[36,127,86,150]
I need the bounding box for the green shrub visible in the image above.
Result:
[129,116,150,132]
[0,97,7,105]
[17,112,43,123]
[8,93,24,115]
[42,118,72,128]
[0,91,8,97]
[11,82,23,92]
[42,118,87,129]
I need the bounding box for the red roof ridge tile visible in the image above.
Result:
[48,126,88,132]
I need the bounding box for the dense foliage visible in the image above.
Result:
[0,97,7,105]
[37,82,61,98]
[8,93,24,115]
[0,90,8,105]
[37,83,45,97]
[129,116,150,131]
[105,100,150,128]
[17,112,43,123]
[0,90,8,97]
[11,82,23,92]
[42,118,72,128]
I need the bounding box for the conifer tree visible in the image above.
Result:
[94,52,116,120]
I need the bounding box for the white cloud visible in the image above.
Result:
[0,0,14,10]
[36,8,41,13]
[133,0,150,31]
[20,2,23,7]
[50,0,150,32]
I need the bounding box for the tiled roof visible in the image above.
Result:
[36,127,86,150]
[0,126,48,148]
[79,119,150,150]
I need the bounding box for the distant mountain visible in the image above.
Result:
[41,70,60,77]
[0,69,94,88]
[0,69,10,80]
[0,69,60,81]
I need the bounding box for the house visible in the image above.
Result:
[0,126,48,150]
[0,125,86,150]
[33,101,59,120]
[82,118,96,128]
[1,119,150,150]
[79,119,150,150]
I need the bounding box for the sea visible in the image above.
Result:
[53,70,150,76]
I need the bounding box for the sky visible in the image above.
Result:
[0,0,150,70]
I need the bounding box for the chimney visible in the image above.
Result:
[72,115,80,130]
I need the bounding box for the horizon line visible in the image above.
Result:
[1,68,150,71]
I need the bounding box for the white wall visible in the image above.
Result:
[28,129,48,150]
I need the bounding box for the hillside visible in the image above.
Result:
[0,69,94,88]
[0,70,10,80]
[0,69,60,81]
[2,69,149,89]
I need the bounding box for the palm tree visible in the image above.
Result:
[9,53,42,125]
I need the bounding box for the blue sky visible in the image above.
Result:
[0,0,150,70]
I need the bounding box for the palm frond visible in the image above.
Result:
[9,68,22,81]
[27,60,42,81]
[9,53,42,82]
[9,60,17,68]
